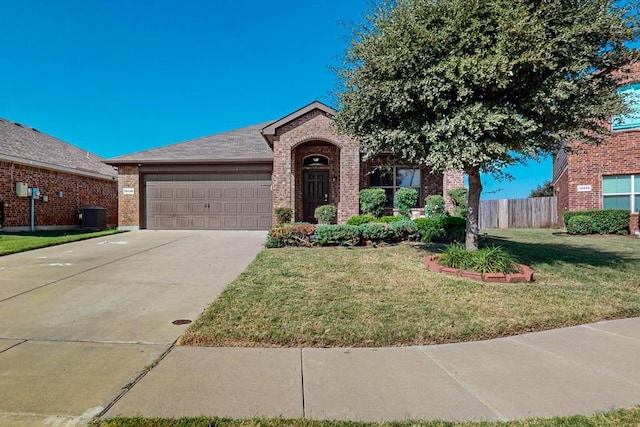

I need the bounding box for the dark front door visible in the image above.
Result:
[303,170,329,223]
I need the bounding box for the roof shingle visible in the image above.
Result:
[105,122,274,165]
[0,118,116,178]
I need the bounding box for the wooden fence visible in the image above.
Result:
[479,196,558,229]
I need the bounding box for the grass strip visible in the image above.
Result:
[0,229,124,255]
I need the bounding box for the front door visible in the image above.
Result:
[303,170,329,223]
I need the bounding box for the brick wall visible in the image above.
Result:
[115,165,140,229]
[271,110,360,224]
[0,161,117,229]
[443,169,465,214]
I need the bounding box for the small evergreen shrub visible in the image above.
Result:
[389,220,420,241]
[378,215,405,223]
[566,215,595,235]
[359,188,387,217]
[358,222,396,242]
[448,187,468,218]
[414,215,465,243]
[424,195,446,217]
[346,214,378,226]
[563,210,630,235]
[438,244,519,274]
[394,187,418,217]
[265,223,316,248]
[274,207,293,224]
[314,225,361,246]
[314,205,337,224]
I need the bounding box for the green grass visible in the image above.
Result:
[181,229,640,348]
[92,405,640,426]
[0,229,124,255]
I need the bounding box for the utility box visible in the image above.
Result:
[16,182,28,197]
[82,206,107,230]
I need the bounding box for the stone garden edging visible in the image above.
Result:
[423,254,534,283]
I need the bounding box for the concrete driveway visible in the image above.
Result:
[0,230,266,426]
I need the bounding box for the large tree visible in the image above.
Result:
[335,0,639,250]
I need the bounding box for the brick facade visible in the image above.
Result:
[553,62,640,231]
[115,165,140,229]
[271,109,360,224]
[0,161,117,229]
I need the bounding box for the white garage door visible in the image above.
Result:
[145,174,272,230]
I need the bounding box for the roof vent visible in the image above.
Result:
[14,123,23,127]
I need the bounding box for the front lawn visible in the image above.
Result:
[0,229,123,256]
[181,229,640,348]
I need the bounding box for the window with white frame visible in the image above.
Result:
[602,175,640,212]
[369,166,421,207]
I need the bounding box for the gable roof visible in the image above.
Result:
[105,122,274,165]
[261,101,337,146]
[0,118,116,180]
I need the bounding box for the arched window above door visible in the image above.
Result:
[303,155,329,167]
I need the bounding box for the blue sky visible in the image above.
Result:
[1,0,551,200]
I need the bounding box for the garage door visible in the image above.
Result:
[145,174,272,230]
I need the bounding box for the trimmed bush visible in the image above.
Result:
[564,210,630,235]
[415,215,465,243]
[346,214,378,226]
[566,215,595,235]
[266,223,316,248]
[378,215,405,223]
[274,207,292,224]
[314,204,337,224]
[389,220,420,241]
[358,222,396,242]
[438,244,519,274]
[448,187,468,218]
[359,188,387,217]
[314,225,361,246]
[394,187,418,217]
[424,195,446,217]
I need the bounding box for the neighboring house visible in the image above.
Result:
[552,63,640,234]
[106,101,464,230]
[0,118,118,230]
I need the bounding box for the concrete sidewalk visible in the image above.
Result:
[106,317,640,423]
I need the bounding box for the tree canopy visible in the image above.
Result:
[335,0,639,249]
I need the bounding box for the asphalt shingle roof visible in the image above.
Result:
[106,122,274,164]
[0,118,116,178]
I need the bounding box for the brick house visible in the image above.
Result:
[106,101,464,230]
[552,63,640,234]
[0,118,118,230]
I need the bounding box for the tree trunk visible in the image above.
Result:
[465,167,482,251]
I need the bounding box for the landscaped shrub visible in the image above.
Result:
[564,210,630,235]
[359,188,387,217]
[265,223,316,248]
[274,207,292,224]
[358,222,396,243]
[448,187,468,218]
[314,205,337,224]
[438,244,519,274]
[346,214,378,226]
[389,220,420,241]
[314,225,361,246]
[566,215,595,235]
[394,187,418,217]
[424,195,446,217]
[378,215,405,223]
[415,215,465,243]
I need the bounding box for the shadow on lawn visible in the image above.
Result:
[411,235,638,268]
